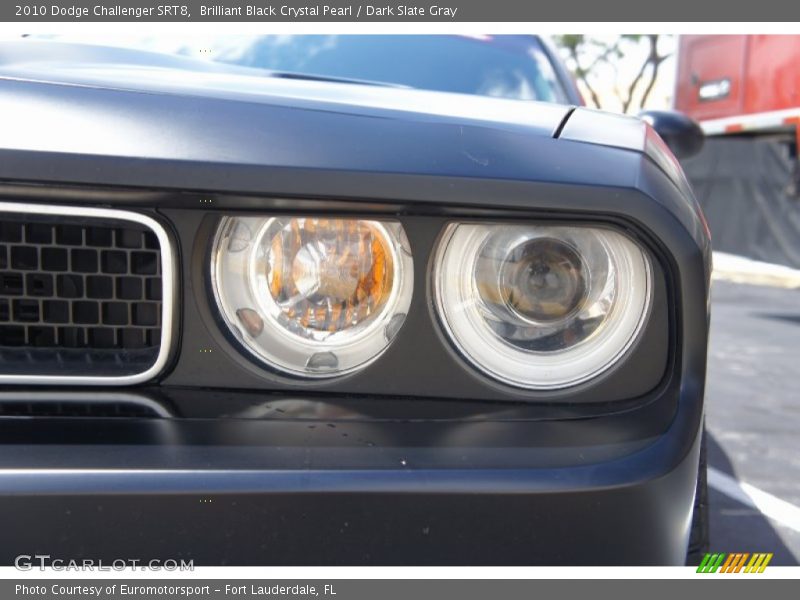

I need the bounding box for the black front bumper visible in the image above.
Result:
[0,387,702,566]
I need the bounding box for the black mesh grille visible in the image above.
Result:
[0,213,165,379]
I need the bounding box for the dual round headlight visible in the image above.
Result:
[433,224,652,389]
[212,216,414,378]
[211,217,652,388]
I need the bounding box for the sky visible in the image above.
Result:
[549,35,677,113]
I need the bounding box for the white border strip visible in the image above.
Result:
[1,565,799,579]
[0,202,176,386]
[5,23,800,34]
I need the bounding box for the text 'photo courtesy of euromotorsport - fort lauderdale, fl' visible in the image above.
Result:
[19,4,460,18]
[0,0,799,596]
[16,583,327,597]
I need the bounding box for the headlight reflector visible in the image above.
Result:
[212,217,413,377]
[434,223,651,389]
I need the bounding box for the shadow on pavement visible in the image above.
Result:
[753,312,800,326]
[707,433,798,565]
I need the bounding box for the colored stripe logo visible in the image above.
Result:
[697,553,773,573]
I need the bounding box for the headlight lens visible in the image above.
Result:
[212,216,413,377]
[433,223,652,389]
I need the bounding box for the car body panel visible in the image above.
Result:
[0,39,710,565]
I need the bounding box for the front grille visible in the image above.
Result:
[0,204,172,383]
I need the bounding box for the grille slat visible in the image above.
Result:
[0,206,169,382]
[0,392,173,418]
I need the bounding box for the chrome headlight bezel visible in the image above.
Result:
[432,222,653,390]
[210,215,414,379]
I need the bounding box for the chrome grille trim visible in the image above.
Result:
[0,202,176,385]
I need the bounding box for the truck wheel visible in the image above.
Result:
[686,426,709,565]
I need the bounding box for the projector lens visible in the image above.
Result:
[433,223,652,389]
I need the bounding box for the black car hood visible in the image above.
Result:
[0,41,708,277]
[0,41,572,139]
[0,39,686,222]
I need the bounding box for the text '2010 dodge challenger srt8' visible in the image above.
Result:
[0,39,711,566]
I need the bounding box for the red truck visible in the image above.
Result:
[674,35,800,268]
[675,35,800,137]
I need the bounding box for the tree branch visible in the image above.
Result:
[566,45,603,109]
[638,36,671,109]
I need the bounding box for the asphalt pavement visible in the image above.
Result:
[705,280,800,565]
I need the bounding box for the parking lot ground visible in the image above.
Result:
[706,280,800,565]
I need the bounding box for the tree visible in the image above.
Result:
[553,35,673,113]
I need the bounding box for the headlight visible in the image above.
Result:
[433,223,652,389]
[212,216,413,378]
